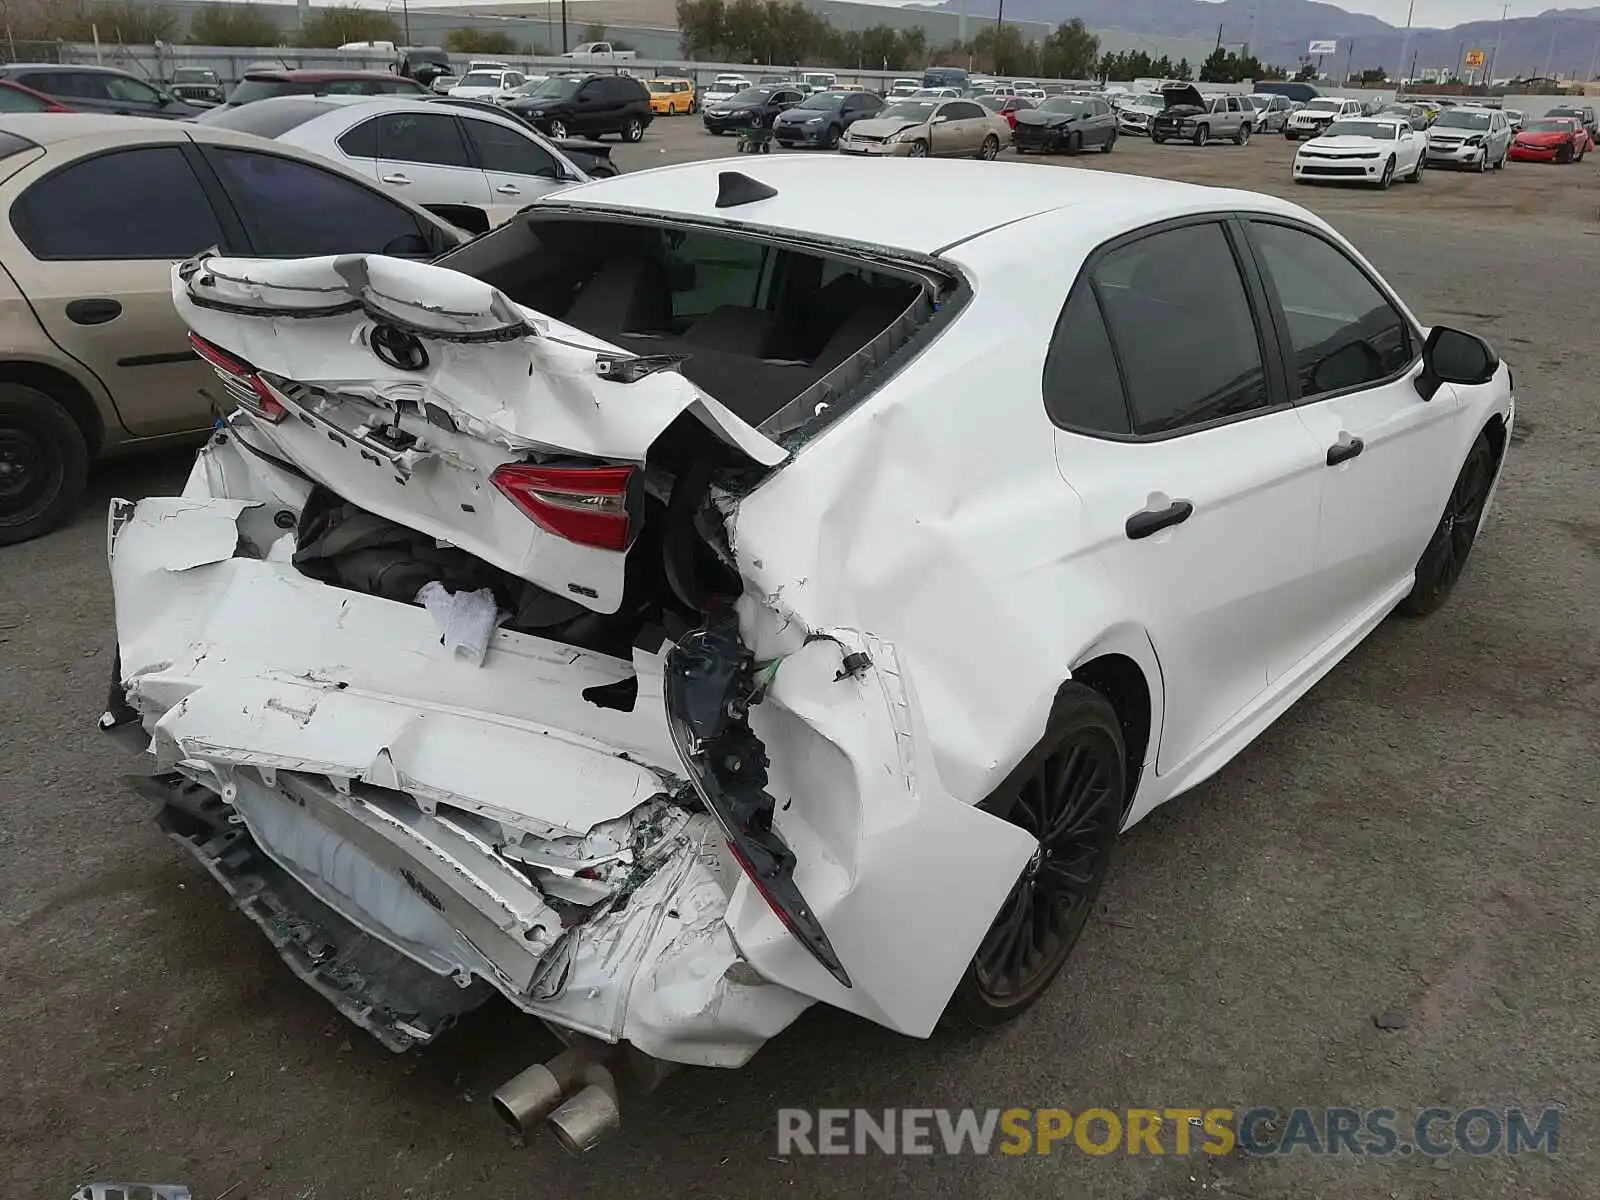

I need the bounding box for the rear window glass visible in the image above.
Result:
[195,97,336,137]
[0,130,38,158]
[226,79,308,104]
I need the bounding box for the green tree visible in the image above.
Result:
[1295,62,1318,81]
[969,23,1029,75]
[188,3,279,45]
[1358,67,1389,84]
[676,0,725,58]
[57,1,177,42]
[1040,18,1098,80]
[295,6,399,48]
[1173,56,1193,80]
[444,28,519,55]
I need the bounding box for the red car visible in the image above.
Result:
[977,92,1036,130]
[1509,116,1592,163]
[0,78,72,113]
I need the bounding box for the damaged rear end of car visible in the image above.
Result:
[105,199,1038,1147]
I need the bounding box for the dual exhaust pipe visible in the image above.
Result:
[492,1046,624,1155]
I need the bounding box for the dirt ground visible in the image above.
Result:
[1,118,1596,1200]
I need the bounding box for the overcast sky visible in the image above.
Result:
[1217,0,1569,25]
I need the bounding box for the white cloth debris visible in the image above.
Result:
[416,582,502,667]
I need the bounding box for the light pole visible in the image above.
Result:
[1484,3,1509,90]
[1397,0,1414,87]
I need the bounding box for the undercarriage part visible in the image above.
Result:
[150,771,494,1051]
[548,1072,622,1154]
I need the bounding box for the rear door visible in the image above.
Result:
[0,139,229,435]
[368,110,493,208]
[1045,217,1326,774]
[569,77,607,134]
[1239,217,1468,641]
[458,112,569,205]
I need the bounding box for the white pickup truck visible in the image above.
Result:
[561,41,636,61]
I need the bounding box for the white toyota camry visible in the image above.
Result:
[1293,116,1428,187]
[104,158,1513,1150]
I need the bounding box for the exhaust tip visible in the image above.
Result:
[491,1062,567,1132]
[549,1083,622,1155]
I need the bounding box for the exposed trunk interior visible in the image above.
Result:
[437,211,948,437]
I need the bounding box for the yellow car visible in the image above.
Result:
[648,78,695,115]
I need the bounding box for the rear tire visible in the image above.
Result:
[1234,122,1251,146]
[0,382,89,547]
[943,683,1128,1031]
[977,133,1000,160]
[1398,433,1497,618]
[1408,154,1425,182]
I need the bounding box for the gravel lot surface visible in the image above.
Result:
[2,117,1595,1200]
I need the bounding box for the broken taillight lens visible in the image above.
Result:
[490,463,635,552]
[188,332,287,423]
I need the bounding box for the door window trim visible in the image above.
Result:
[1234,214,1423,408]
[1040,212,1293,443]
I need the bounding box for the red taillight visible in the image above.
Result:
[188,332,287,423]
[490,463,634,551]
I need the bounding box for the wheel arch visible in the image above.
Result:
[0,357,108,456]
[1068,626,1166,826]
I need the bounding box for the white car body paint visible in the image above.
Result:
[110,159,1514,1067]
[1293,120,1425,185]
[269,96,589,214]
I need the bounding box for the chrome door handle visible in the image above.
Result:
[381,173,411,185]
[495,183,522,194]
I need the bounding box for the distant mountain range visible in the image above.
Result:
[930,0,1600,80]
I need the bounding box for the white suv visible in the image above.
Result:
[1285,97,1364,140]
[1425,105,1512,171]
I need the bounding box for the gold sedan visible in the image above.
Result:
[0,113,465,545]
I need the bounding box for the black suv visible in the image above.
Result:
[502,73,652,141]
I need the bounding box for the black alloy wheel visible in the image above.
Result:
[945,684,1128,1029]
[1399,432,1498,617]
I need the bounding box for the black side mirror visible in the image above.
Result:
[1416,326,1498,401]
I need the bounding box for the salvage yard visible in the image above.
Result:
[2,115,1598,1200]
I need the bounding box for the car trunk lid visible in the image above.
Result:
[173,251,787,615]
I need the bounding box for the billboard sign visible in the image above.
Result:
[1308,40,1338,56]
[1465,49,1486,68]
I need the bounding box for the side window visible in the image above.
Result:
[103,74,163,104]
[1247,221,1414,399]
[577,79,603,102]
[372,113,471,167]
[1042,280,1132,435]
[462,117,558,177]
[1092,222,1271,435]
[665,230,767,320]
[1227,97,1241,113]
[12,146,223,260]
[206,148,435,257]
[35,70,100,99]
[337,118,380,158]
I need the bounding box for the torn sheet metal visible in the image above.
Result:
[150,675,667,839]
[173,252,789,468]
[724,632,1037,1038]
